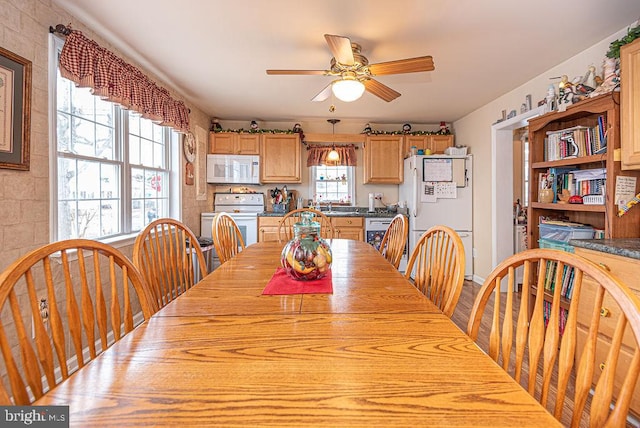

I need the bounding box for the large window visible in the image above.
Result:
[310,165,355,205]
[51,37,177,242]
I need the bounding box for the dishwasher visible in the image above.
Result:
[365,217,408,272]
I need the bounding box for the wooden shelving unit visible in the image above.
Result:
[527,92,640,249]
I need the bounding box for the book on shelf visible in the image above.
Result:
[595,114,607,154]
[542,260,575,299]
[572,167,606,197]
[544,124,605,161]
[548,167,576,201]
[543,300,569,336]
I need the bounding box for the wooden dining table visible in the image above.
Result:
[34,239,560,426]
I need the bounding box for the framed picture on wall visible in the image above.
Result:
[0,46,31,170]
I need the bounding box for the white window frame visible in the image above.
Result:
[308,165,356,206]
[49,35,181,246]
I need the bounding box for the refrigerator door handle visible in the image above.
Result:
[412,167,418,217]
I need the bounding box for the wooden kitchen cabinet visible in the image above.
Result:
[403,134,454,155]
[573,246,640,416]
[363,135,404,184]
[258,216,282,242]
[621,38,640,170]
[331,216,364,241]
[209,132,260,154]
[260,133,301,183]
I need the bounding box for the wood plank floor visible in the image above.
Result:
[450,280,639,428]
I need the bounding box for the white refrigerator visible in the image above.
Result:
[399,155,473,279]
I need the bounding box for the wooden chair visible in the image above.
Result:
[212,212,246,264]
[404,225,465,317]
[278,208,335,241]
[0,239,155,405]
[378,214,408,269]
[467,248,640,427]
[133,218,207,312]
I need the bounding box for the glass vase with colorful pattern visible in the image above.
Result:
[280,211,332,280]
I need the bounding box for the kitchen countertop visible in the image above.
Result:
[258,208,404,218]
[569,238,640,261]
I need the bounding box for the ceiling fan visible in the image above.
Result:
[266,34,434,103]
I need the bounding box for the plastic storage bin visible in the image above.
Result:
[444,146,468,156]
[538,238,575,253]
[538,223,594,243]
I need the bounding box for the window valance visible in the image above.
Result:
[58,30,190,133]
[306,144,357,167]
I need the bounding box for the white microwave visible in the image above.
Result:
[206,154,260,184]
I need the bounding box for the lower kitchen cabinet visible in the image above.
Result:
[573,246,640,416]
[258,216,282,242]
[331,216,364,241]
[259,215,364,242]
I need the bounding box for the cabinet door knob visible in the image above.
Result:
[347,220,352,224]
[600,307,611,317]
[599,362,606,371]
[598,262,610,271]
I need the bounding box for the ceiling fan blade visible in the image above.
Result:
[311,82,333,102]
[266,69,327,75]
[368,56,434,75]
[324,34,355,65]
[363,79,401,102]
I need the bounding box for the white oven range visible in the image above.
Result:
[200,193,265,269]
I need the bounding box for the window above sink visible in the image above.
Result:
[309,165,355,205]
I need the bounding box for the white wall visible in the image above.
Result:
[453,24,635,280]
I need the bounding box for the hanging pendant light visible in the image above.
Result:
[327,145,340,162]
[326,119,341,165]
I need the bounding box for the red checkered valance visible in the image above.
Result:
[58,30,190,133]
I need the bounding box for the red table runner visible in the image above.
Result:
[262,267,333,295]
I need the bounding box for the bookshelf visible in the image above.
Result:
[527,92,640,249]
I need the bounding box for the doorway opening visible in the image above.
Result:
[491,106,544,277]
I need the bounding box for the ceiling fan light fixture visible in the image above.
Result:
[332,78,365,102]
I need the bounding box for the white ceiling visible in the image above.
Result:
[52,0,640,125]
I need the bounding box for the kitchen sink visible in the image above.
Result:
[323,210,361,216]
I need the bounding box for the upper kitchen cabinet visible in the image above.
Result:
[209,132,260,155]
[403,134,454,156]
[621,38,640,169]
[363,135,404,184]
[260,133,301,183]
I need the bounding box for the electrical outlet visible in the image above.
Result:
[374,192,383,199]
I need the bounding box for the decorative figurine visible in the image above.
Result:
[402,123,412,133]
[210,118,222,131]
[557,75,575,111]
[250,120,259,130]
[544,84,557,113]
[293,123,302,133]
[590,57,620,98]
[362,123,372,134]
[574,66,598,101]
[581,66,597,91]
[438,121,450,135]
